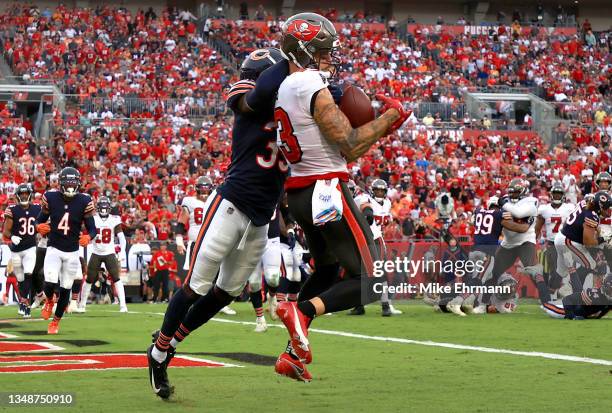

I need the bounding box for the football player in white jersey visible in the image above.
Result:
[77,196,127,313]
[535,183,574,295]
[174,176,236,316]
[271,12,410,381]
[349,179,401,316]
[488,178,552,305]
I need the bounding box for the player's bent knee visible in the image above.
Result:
[264,270,280,287]
[249,280,262,292]
[183,281,201,299]
[212,285,235,305]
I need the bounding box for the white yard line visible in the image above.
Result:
[106,310,612,367]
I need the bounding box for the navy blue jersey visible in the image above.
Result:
[4,204,41,252]
[561,200,599,244]
[473,208,503,248]
[216,61,289,226]
[562,289,611,319]
[41,191,95,252]
[268,207,281,238]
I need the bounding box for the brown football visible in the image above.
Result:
[339,84,375,128]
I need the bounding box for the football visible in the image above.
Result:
[339,84,375,128]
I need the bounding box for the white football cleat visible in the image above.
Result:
[119,306,128,313]
[389,304,403,315]
[471,304,487,314]
[219,306,236,315]
[446,304,467,317]
[269,295,279,320]
[254,316,268,332]
[73,306,86,314]
[66,299,78,314]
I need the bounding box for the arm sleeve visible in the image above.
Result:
[117,231,127,252]
[244,62,288,112]
[36,194,50,223]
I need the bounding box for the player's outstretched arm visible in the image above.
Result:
[313,88,401,163]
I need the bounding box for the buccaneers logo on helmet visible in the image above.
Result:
[287,19,321,42]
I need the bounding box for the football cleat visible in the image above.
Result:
[389,304,403,315]
[147,344,173,399]
[269,295,279,320]
[67,299,78,314]
[120,306,128,313]
[31,293,44,309]
[446,304,467,317]
[348,305,365,315]
[41,299,54,320]
[276,302,312,364]
[254,316,268,332]
[219,306,236,315]
[74,306,86,314]
[23,306,31,318]
[275,352,312,382]
[47,319,60,335]
[381,304,392,317]
[471,304,487,314]
[18,303,25,316]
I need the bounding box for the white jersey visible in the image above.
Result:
[91,214,122,255]
[538,202,574,241]
[275,70,348,187]
[353,192,392,240]
[501,196,539,247]
[600,192,612,237]
[180,196,207,242]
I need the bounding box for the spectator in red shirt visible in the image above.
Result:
[150,243,174,303]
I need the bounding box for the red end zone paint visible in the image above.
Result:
[0,354,240,373]
[0,341,64,353]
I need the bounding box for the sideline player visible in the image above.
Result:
[36,167,97,334]
[350,179,401,316]
[78,196,127,313]
[147,47,289,399]
[2,184,41,318]
[272,12,409,381]
[174,176,235,315]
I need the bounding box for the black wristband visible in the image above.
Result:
[175,222,186,235]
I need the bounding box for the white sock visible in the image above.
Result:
[115,280,126,308]
[381,281,390,304]
[80,282,93,308]
[170,338,179,348]
[151,346,167,363]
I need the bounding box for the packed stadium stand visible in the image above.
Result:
[0,1,609,254]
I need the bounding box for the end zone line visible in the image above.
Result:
[103,310,612,366]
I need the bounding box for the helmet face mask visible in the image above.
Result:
[195,176,213,196]
[15,184,32,207]
[59,167,80,198]
[595,172,612,191]
[550,185,565,206]
[508,178,527,203]
[371,179,388,202]
[97,197,111,218]
[495,275,518,301]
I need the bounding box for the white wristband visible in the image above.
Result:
[176,235,185,249]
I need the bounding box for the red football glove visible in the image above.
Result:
[79,234,91,247]
[375,94,411,135]
[115,245,121,254]
[37,223,51,235]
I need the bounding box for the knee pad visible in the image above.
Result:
[287,268,301,283]
[249,278,262,293]
[264,269,280,288]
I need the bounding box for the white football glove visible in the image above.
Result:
[11,236,21,246]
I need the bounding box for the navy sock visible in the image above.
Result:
[182,286,234,332]
[19,275,32,305]
[71,279,82,301]
[44,282,58,300]
[250,290,263,317]
[155,287,200,352]
[53,287,71,320]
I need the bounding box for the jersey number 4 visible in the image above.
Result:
[274,107,302,163]
[58,212,70,236]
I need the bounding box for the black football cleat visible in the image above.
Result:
[151,330,176,366]
[348,305,365,316]
[147,344,173,399]
[381,304,392,317]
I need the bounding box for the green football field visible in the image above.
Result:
[0,302,611,413]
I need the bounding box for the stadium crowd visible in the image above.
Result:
[0,4,611,245]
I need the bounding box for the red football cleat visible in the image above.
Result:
[47,319,60,335]
[275,353,312,382]
[276,302,312,364]
[41,299,54,320]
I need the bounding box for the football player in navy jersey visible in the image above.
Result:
[147,48,291,399]
[550,192,612,308]
[35,167,97,334]
[2,184,41,318]
[543,274,612,319]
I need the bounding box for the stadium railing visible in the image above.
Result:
[81,97,228,118]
